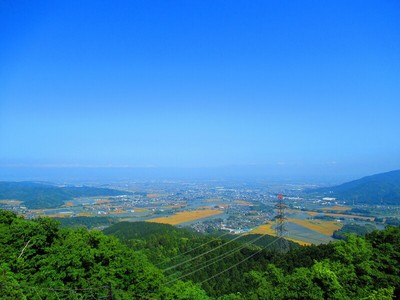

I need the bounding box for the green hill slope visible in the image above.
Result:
[0,210,210,299]
[1,210,399,299]
[310,170,400,205]
[0,181,132,208]
[104,222,307,297]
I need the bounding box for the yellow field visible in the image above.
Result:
[319,206,352,212]
[287,209,319,217]
[248,224,311,246]
[249,223,276,235]
[147,209,223,225]
[323,213,374,221]
[288,218,342,236]
[0,200,23,205]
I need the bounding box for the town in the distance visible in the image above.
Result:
[1,169,399,246]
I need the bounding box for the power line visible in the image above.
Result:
[162,230,249,272]
[156,230,232,267]
[166,231,272,278]
[165,233,274,285]
[199,237,280,285]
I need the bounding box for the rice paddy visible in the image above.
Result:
[147,209,224,225]
[319,205,352,212]
[248,223,312,246]
[287,218,343,236]
[323,212,374,221]
[249,223,276,235]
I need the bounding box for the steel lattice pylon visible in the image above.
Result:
[275,194,289,252]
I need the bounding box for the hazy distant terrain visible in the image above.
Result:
[0,181,132,209]
[309,170,400,205]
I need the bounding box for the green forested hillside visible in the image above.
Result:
[310,170,400,205]
[103,221,399,299]
[0,210,208,299]
[104,222,285,296]
[0,181,132,208]
[332,223,377,240]
[1,210,399,299]
[55,216,119,229]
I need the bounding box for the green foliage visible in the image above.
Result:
[0,263,26,300]
[269,242,335,272]
[165,281,211,299]
[333,223,376,240]
[333,234,373,265]
[55,216,119,229]
[1,210,399,299]
[0,210,209,299]
[104,222,285,297]
[363,287,395,300]
[310,261,345,299]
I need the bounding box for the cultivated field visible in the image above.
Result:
[319,206,352,212]
[147,209,223,225]
[323,212,374,221]
[287,209,319,217]
[249,223,276,235]
[288,218,343,236]
[248,223,311,246]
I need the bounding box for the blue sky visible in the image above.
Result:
[1,0,399,180]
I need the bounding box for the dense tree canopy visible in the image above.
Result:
[1,210,399,299]
[0,210,208,299]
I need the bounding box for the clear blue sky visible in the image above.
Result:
[1,0,399,180]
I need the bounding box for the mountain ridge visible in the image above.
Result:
[310,170,400,205]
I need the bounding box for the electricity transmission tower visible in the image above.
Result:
[275,194,289,252]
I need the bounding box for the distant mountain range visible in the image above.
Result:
[310,170,400,205]
[0,181,132,209]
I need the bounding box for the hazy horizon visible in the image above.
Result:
[0,164,397,186]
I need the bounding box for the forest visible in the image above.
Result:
[1,210,399,299]
[0,182,131,209]
[310,170,400,205]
